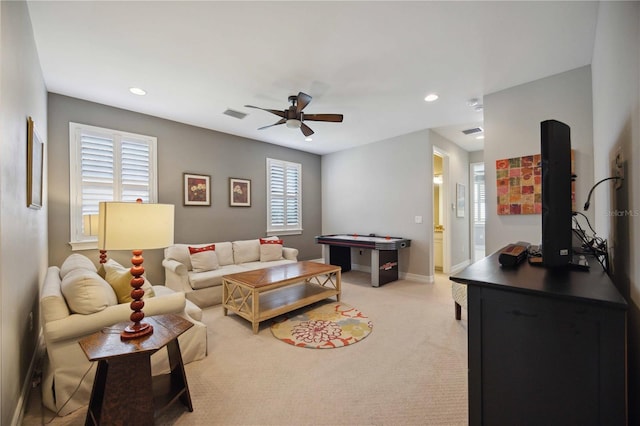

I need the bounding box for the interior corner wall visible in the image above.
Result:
[321,129,433,278]
[47,94,322,284]
[591,1,640,423]
[321,128,470,279]
[484,66,594,254]
[0,1,49,424]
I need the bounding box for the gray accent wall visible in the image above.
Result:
[0,1,48,424]
[48,94,322,283]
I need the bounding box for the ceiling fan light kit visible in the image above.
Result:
[245,92,343,138]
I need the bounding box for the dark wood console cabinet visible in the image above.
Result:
[451,252,627,425]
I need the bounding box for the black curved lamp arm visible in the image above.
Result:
[583,176,622,211]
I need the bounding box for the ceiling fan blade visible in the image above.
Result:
[296,92,312,113]
[244,105,285,118]
[300,122,314,137]
[303,113,344,123]
[258,118,286,130]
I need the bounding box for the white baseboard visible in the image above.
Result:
[13,331,45,426]
[402,272,434,283]
[449,259,471,275]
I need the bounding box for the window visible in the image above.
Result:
[69,123,157,249]
[266,158,302,235]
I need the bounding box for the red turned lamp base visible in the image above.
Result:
[120,248,154,341]
[121,322,154,340]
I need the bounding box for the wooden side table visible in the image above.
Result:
[79,314,194,425]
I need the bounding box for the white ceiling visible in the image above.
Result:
[26,1,598,155]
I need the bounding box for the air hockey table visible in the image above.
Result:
[315,234,411,287]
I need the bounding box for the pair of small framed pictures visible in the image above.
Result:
[183,173,250,207]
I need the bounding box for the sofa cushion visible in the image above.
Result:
[103,259,155,303]
[242,259,297,271]
[214,242,234,266]
[60,268,118,314]
[189,244,219,272]
[59,253,97,279]
[188,264,247,290]
[259,238,284,262]
[233,239,260,264]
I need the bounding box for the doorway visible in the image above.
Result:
[433,148,450,273]
[470,162,486,262]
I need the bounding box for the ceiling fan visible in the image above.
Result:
[245,92,343,137]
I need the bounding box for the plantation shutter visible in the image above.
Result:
[267,158,302,234]
[474,178,486,223]
[70,123,157,249]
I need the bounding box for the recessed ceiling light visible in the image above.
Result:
[129,87,147,96]
[476,135,485,140]
[305,137,313,142]
[424,93,439,102]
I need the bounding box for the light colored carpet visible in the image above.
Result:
[23,272,468,425]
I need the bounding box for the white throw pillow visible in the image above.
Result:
[59,253,97,279]
[260,238,284,262]
[233,239,260,264]
[60,268,118,314]
[189,245,219,272]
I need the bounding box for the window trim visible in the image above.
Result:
[266,158,302,236]
[69,122,158,250]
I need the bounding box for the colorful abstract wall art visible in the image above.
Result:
[496,154,541,215]
[496,151,575,215]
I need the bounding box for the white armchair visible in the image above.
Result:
[40,254,207,416]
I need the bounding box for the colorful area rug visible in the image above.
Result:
[271,302,372,348]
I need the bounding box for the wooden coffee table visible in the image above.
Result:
[222,261,341,334]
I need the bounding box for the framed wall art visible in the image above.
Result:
[27,116,44,209]
[456,183,465,218]
[183,173,211,206]
[229,178,251,207]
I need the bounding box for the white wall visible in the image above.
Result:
[322,128,470,280]
[322,129,432,279]
[0,1,48,424]
[591,1,640,423]
[484,66,594,253]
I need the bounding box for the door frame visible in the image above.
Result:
[433,147,451,274]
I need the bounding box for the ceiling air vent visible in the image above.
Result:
[223,109,247,119]
[462,127,483,135]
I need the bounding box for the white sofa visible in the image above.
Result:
[40,254,207,416]
[163,238,299,308]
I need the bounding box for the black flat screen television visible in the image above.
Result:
[540,119,572,267]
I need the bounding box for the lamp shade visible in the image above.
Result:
[83,214,100,236]
[98,202,174,250]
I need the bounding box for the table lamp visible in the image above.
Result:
[98,200,174,340]
[83,213,108,266]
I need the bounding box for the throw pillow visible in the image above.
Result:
[103,259,155,304]
[188,244,219,272]
[60,268,118,314]
[260,238,284,262]
[59,253,98,279]
[233,239,261,264]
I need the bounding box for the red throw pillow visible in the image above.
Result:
[188,244,215,254]
[259,238,283,245]
[259,238,283,262]
[188,244,218,272]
